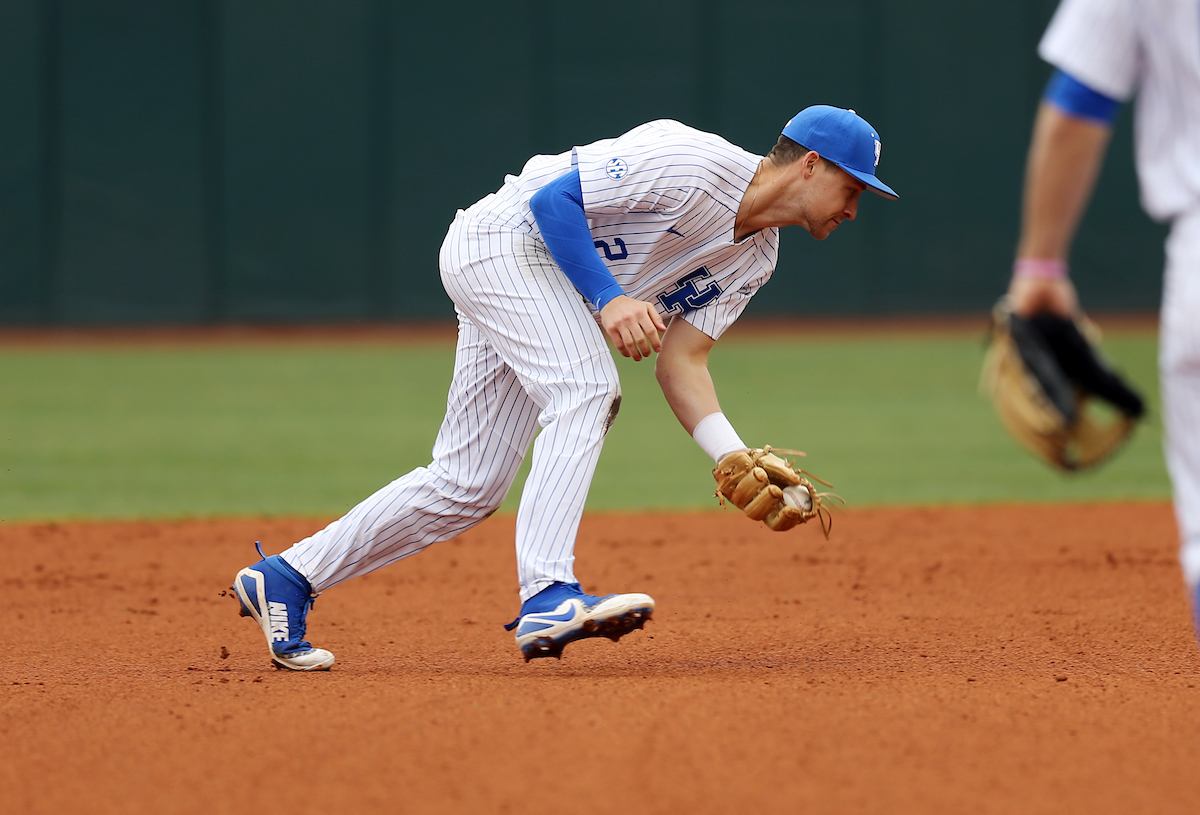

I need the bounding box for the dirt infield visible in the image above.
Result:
[4,502,1200,815]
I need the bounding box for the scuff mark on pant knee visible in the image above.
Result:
[604,394,622,435]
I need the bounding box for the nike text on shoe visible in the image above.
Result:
[504,582,654,662]
[232,549,334,672]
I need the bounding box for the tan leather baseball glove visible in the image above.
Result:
[980,299,1146,471]
[713,446,840,536]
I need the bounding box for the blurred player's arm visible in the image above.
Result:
[1008,70,1120,318]
[656,316,748,461]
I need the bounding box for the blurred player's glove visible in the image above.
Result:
[981,299,1146,472]
[713,446,840,536]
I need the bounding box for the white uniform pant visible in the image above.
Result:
[281,214,621,601]
[1162,209,1200,593]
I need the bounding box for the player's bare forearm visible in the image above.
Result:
[600,295,666,362]
[1016,102,1113,262]
[655,316,721,434]
[1008,103,1111,319]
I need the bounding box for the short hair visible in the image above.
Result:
[766,134,835,170]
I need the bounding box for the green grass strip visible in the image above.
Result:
[0,328,1167,522]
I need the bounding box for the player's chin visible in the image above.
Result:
[810,221,839,240]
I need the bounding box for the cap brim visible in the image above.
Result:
[840,164,899,200]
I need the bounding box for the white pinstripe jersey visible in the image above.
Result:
[1040,0,1200,221]
[461,120,779,340]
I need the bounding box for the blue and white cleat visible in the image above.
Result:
[232,546,335,672]
[505,582,654,662]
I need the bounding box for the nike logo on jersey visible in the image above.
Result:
[268,601,289,642]
[666,227,686,237]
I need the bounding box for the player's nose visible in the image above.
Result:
[844,198,859,221]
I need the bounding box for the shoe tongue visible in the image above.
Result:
[263,556,312,594]
[519,581,586,616]
[542,581,585,604]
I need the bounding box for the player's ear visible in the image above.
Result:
[802,150,821,177]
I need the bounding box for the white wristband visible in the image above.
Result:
[692,412,747,463]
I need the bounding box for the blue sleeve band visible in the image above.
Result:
[1043,69,1120,125]
[529,168,625,311]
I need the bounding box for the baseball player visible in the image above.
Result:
[1003,1,1200,633]
[232,105,898,670]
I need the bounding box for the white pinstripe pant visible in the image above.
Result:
[1162,209,1200,594]
[281,214,621,601]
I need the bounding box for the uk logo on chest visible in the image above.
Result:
[656,267,723,314]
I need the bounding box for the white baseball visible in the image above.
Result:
[781,484,812,511]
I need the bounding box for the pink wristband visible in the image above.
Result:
[1013,258,1068,279]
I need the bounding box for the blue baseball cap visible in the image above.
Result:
[781,105,898,199]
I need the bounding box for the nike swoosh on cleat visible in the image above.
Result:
[525,605,579,624]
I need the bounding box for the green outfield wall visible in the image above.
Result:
[0,0,1168,325]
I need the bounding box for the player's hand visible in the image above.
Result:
[600,295,667,361]
[1007,274,1078,319]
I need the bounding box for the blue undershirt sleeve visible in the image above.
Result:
[1043,69,1121,125]
[529,168,626,311]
